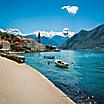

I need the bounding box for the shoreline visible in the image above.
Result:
[24,64,75,103]
[0,56,75,104]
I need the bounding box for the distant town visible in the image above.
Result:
[0,30,61,53]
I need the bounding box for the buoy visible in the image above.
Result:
[48,61,50,65]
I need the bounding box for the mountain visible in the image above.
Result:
[24,35,58,46]
[52,35,68,46]
[61,24,104,50]
[0,28,6,33]
[23,28,75,47]
[0,28,75,47]
[24,34,68,47]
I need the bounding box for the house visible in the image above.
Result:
[26,38,37,51]
[13,36,46,52]
[34,42,46,52]
[0,40,11,50]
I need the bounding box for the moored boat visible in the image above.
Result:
[44,56,55,59]
[53,49,61,52]
[55,59,69,68]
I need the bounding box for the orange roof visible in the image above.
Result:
[23,40,28,43]
[15,41,19,44]
[0,40,10,44]
[28,38,34,40]
[22,38,27,40]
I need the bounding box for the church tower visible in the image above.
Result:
[38,32,40,43]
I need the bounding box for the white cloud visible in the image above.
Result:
[63,28,75,37]
[33,31,65,38]
[33,28,75,38]
[61,5,79,15]
[68,31,75,37]
[7,28,23,35]
[2,28,75,38]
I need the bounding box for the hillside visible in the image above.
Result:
[61,24,104,50]
[24,35,68,47]
[0,31,16,43]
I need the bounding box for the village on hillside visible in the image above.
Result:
[0,31,60,53]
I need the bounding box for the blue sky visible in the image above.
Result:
[0,0,104,33]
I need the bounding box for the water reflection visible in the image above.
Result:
[21,50,104,104]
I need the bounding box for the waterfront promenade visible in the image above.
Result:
[0,56,75,104]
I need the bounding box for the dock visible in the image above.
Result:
[0,52,25,63]
[0,56,75,104]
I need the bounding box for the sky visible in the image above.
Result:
[0,0,104,33]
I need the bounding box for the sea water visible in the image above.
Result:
[21,50,104,104]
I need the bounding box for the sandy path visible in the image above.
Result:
[0,56,75,104]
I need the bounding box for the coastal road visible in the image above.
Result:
[0,56,75,104]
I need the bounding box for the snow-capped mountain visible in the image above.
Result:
[24,28,75,47]
[0,28,23,36]
[6,29,22,36]
[0,27,75,47]
[61,24,104,50]
[0,28,6,33]
[25,28,75,47]
[32,28,75,38]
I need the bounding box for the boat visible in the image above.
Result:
[44,56,55,59]
[53,48,61,52]
[55,59,69,68]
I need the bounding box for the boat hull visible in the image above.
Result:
[55,60,69,68]
[44,56,55,59]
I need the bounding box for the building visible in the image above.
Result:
[34,42,46,52]
[38,32,41,43]
[26,38,37,51]
[12,36,46,52]
[0,40,11,50]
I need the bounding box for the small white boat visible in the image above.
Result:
[55,59,69,68]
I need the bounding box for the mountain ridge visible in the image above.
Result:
[24,34,68,47]
[61,24,104,50]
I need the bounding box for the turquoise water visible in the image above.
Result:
[21,50,104,104]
